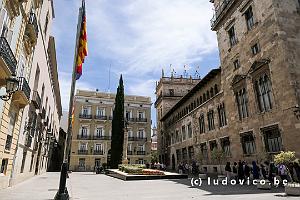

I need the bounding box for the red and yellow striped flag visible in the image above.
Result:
[76,0,88,80]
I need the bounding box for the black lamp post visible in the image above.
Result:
[0,77,19,101]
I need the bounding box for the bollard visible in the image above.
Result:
[54,162,69,200]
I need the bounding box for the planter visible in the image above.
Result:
[285,183,300,196]
[217,175,226,181]
[199,174,207,180]
[256,180,271,190]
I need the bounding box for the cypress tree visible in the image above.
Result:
[110,75,125,168]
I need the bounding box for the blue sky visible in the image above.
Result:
[52,0,220,125]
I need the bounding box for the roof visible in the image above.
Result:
[160,68,221,121]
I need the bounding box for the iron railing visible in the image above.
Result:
[79,114,92,119]
[93,135,111,140]
[0,37,17,75]
[17,77,31,100]
[78,150,88,155]
[77,135,91,140]
[128,137,147,142]
[210,0,235,28]
[94,115,107,120]
[93,150,104,155]
[136,151,146,155]
[28,12,39,38]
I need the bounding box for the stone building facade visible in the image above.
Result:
[157,0,300,173]
[0,0,61,189]
[69,90,152,171]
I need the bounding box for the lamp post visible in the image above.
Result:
[122,120,129,164]
[0,77,19,101]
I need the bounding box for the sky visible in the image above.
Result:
[52,0,220,126]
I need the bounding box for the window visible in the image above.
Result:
[5,111,17,150]
[187,123,192,138]
[169,89,174,96]
[82,106,91,116]
[233,59,240,69]
[5,135,12,151]
[79,143,87,151]
[251,43,260,55]
[181,125,186,140]
[254,74,273,112]
[175,130,179,143]
[44,12,49,35]
[97,107,105,116]
[262,126,282,153]
[138,129,144,138]
[241,132,256,155]
[218,103,227,127]
[188,146,194,159]
[235,88,249,119]
[199,114,205,134]
[221,137,231,157]
[207,110,215,131]
[80,126,88,137]
[125,110,132,120]
[20,151,27,173]
[214,84,219,95]
[206,91,210,99]
[0,159,8,175]
[228,26,237,47]
[200,143,208,159]
[245,6,254,30]
[128,129,133,138]
[79,158,85,167]
[95,127,103,137]
[138,111,144,119]
[95,144,103,152]
[210,88,214,98]
[209,140,218,151]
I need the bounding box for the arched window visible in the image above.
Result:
[203,94,206,102]
[214,84,219,94]
[207,91,210,99]
[197,98,200,106]
[210,87,214,97]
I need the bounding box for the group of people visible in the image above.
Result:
[178,160,199,175]
[225,160,300,183]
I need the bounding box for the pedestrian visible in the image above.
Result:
[225,162,232,180]
[294,161,300,183]
[244,162,251,180]
[238,160,244,181]
[232,162,238,180]
[178,163,183,174]
[268,162,275,182]
[278,164,288,184]
[185,163,189,175]
[261,164,267,179]
[252,161,260,180]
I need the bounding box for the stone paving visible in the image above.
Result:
[0,172,295,200]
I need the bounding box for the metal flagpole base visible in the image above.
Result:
[54,162,70,200]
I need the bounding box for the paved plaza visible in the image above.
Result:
[0,172,296,200]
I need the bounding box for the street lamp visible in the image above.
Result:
[0,77,19,101]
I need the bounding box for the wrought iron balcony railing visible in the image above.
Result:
[136,118,147,122]
[77,135,91,140]
[94,115,107,120]
[136,151,146,155]
[0,37,17,75]
[127,150,133,155]
[78,149,88,155]
[93,150,104,155]
[93,135,111,140]
[39,107,46,119]
[28,12,39,38]
[79,114,92,119]
[128,137,147,142]
[210,0,238,29]
[17,77,31,100]
[32,90,41,109]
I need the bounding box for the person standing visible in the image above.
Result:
[244,162,251,180]
[238,160,244,181]
[232,162,238,180]
[252,161,260,180]
[225,162,232,180]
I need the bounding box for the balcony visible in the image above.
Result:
[24,12,39,54]
[136,118,147,123]
[93,150,104,155]
[78,150,88,155]
[93,135,111,140]
[126,118,136,122]
[12,77,31,108]
[32,90,41,109]
[43,116,49,126]
[94,115,107,120]
[136,151,146,155]
[127,150,133,155]
[79,114,92,119]
[39,107,46,119]
[25,135,32,148]
[210,0,241,30]
[128,137,147,142]
[0,37,17,86]
[77,135,91,140]
[6,0,21,18]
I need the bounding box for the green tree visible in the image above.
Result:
[110,75,125,168]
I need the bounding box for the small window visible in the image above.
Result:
[241,132,256,155]
[251,43,260,55]
[233,59,240,69]
[169,89,174,96]
[245,6,254,30]
[228,26,237,47]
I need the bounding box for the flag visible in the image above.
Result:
[75,0,88,80]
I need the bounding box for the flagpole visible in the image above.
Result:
[55,2,84,200]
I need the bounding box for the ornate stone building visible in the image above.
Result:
[0,0,62,188]
[69,90,152,171]
[156,0,300,173]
